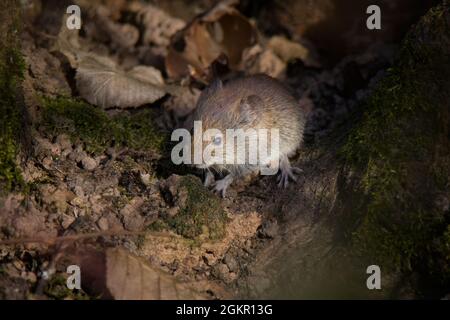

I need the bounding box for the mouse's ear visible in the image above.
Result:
[238,95,263,125]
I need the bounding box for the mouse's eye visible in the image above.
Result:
[212,136,222,146]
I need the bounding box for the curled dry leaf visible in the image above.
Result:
[53,16,180,109]
[165,0,256,81]
[240,44,285,79]
[256,49,286,78]
[52,22,82,68]
[83,5,139,50]
[201,0,240,22]
[75,0,128,21]
[267,36,320,67]
[75,54,168,109]
[163,87,201,118]
[133,3,186,48]
[69,247,205,300]
[239,36,320,78]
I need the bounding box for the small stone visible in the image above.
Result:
[89,195,105,214]
[69,145,87,162]
[35,136,61,157]
[212,263,235,283]
[81,156,98,171]
[70,197,85,207]
[202,252,217,266]
[12,260,24,271]
[121,197,146,231]
[60,148,72,160]
[47,213,59,223]
[41,156,53,169]
[51,189,75,213]
[97,217,109,231]
[61,214,75,229]
[73,185,85,198]
[223,253,239,273]
[214,263,229,276]
[140,172,152,186]
[55,134,72,151]
[123,214,145,231]
[21,271,37,283]
[257,220,278,239]
[165,207,179,218]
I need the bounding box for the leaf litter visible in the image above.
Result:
[1,0,402,300]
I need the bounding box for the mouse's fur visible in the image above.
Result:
[190,74,306,196]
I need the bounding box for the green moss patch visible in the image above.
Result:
[44,274,90,300]
[340,3,450,284]
[40,96,166,155]
[159,175,228,241]
[0,1,26,192]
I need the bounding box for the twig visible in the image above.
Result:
[0,230,147,246]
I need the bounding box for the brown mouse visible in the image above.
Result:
[190,74,306,197]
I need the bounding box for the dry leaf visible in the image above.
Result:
[134,3,186,48]
[163,87,201,118]
[70,247,205,300]
[165,0,256,81]
[75,0,127,21]
[52,22,81,68]
[53,20,177,109]
[83,5,139,50]
[200,0,240,22]
[240,44,286,78]
[267,36,320,67]
[75,54,168,109]
[255,49,286,78]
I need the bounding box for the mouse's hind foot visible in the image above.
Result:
[277,156,302,188]
[203,170,215,187]
[212,174,234,198]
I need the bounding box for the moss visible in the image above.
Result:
[164,175,228,241]
[340,2,450,284]
[40,96,166,155]
[147,219,169,232]
[44,274,90,300]
[113,109,166,153]
[0,1,26,192]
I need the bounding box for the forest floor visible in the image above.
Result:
[1,0,446,299]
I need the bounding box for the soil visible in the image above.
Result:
[0,0,446,299]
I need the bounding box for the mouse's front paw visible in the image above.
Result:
[203,170,215,187]
[212,175,233,198]
[277,166,302,188]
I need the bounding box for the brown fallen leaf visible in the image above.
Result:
[84,5,139,50]
[75,54,168,109]
[52,20,82,68]
[75,0,127,21]
[53,17,181,109]
[267,35,320,67]
[69,247,205,300]
[163,86,201,118]
[165,0,256,81]
[240,44,286,79]
[133,3,186,48]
